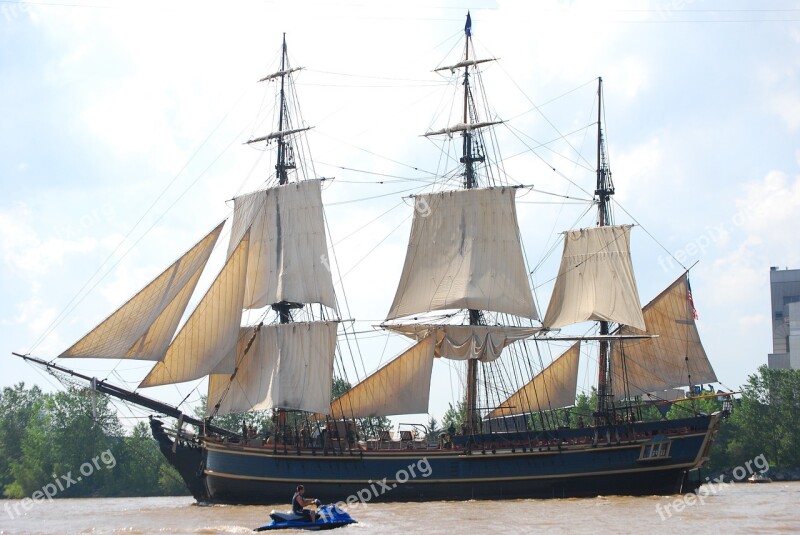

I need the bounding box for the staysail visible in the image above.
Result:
[487,342,580,418]
[610,273,716,397]
[386,187,537,320]
[140,232,251,387]
[208,321,338,415]
[60,222,224,361]
[329,335,435,418]
[384,324,539,362]
[543,225,645,330]
[227,179,336,311]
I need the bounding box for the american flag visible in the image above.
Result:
[687,280,699,320]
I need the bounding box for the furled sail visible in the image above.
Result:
[246,127,312,145]
[543,225,645,330]
[386,187,537,320]
[433,58,495,72]
[329,335,435,418]
[424,120,503,137]
[207,321,338,415]
[610,274,716,397]
[227,179,336,310]
[487,342,580,418]
[384,324,539,362]
[140,232,251,387]
[60,222,224,360]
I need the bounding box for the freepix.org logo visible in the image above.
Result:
[655,453,769,521]
[322,457,432,517]
[4,449,117,520]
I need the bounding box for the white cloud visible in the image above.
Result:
[705,170,800,308]
[611,135,663,204]
[770,92,800,132]
[737,171,800,243]
[0,204,98,278]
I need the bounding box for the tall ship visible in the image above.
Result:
[14,15,724,503]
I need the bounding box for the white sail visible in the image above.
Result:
[60,222,224,361]
[543,225,645,330]
[610,274,717,397]
[385,324,539,362]
[140,232,251,387]
[207,325,259,416]
[208,321,338,415]
[227,179,336,310]
[329,335,435,418]
[487,342,580,418]
[386,187,537,320]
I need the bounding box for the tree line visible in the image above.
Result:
[1,365,798,499]
[0,383,185,499]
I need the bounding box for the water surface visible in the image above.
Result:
[1,482,798,534]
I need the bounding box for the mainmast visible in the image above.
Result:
[403,12,526,435]
[594,77,616,426]
[462,12,484,436]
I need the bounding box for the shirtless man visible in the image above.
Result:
[291,484,320,522]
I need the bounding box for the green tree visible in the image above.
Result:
[722,366,800,468]
[664,389,723,421]
[442,401,466,432]
[194,394,273,437]
[570,389,596,427]
[110,421,186,496]
[426,416,439,441]
[6,386,121,498]
[0,383,44,497]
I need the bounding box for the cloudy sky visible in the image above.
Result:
[2,0,800,425]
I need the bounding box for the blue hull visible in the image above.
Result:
[193,415,720,504]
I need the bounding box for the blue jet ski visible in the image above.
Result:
[255,504,357,531]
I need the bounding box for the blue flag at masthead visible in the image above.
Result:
[465,12,472,36]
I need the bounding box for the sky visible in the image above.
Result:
[2,0,800,428]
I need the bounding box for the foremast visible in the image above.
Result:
[594,77,616,426]
[253,32,305,324]
[206,34,339,432]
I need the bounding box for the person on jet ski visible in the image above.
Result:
[292,484,320,522]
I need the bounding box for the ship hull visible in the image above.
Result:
[187,415,720,504]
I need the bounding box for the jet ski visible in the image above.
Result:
[254,503,357,531]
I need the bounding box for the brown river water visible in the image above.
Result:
[1,482,799,534]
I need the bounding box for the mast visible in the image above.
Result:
[462,12,484,436]
[594,77,616,426]
[271,34,302,325]
[274,34,297,435]
[236,34,319,431]
[275,33,294,186]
